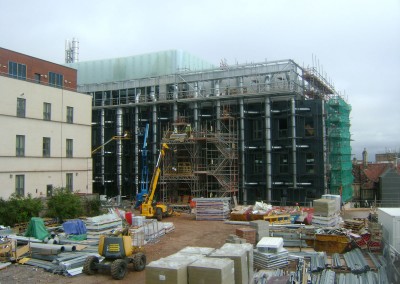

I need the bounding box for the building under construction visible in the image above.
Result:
[67,49,353,205]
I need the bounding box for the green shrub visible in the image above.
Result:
[0,194,43,227]
[83,197,102,216]
[46,188,82,222]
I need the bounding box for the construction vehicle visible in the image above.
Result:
[91,131,130,155]
[140,143,173,221]
[82,227,146,280]
[135,123,149,208]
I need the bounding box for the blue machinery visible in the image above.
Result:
[135,124,149,207]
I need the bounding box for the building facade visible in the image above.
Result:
[69,50,352,205]
[0,48,92,199]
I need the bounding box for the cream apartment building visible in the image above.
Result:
[0,48,92,199]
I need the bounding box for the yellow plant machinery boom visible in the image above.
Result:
[140,143,173,220]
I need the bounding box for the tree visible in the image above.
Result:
[47,188,82,221]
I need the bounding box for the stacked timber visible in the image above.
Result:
[192,198,231,221]
[343,219,365,233]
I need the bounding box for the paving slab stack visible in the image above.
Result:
[312,199,339,227]
[253,237,289,269]
[249,220,270,242]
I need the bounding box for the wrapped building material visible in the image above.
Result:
[209,247,249,284]
[313,199,336,217]
[221,243,254,283]
[178,246,215,256]
[188,257,234,284]
[146,254,201,284]
[249,220,269,242]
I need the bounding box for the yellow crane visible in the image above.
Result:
[91,131,130,155]
[140,143,173,221]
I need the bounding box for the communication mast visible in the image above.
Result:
[65,38,79,63]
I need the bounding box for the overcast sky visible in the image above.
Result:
[3,0,399,160]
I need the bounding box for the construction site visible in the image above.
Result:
[1,46,399,284]
[69,50,353,206]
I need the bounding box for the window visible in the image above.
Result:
[17,98,26,117]
[34,73,41,83]
[43,102,51,120]
[305,117,315,137]
[16,135,25,157]
[15,175,25,196]
[66,139,73,158]
[46,185,53,197]
[306,153,315,174]
[254,158,263,174]
[253,119,263,140]
[66,173,73,191]
[279,154,289,173]
[278,118,288,137]
[8,61,26,80]
[67,106,74,123]
[49,72,63,88]
[43,137,51,157]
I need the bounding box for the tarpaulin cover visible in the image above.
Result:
[62,219,87,235]
[24,217,49,241]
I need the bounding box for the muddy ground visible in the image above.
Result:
[0,213,245,284]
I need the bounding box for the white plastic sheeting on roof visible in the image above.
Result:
[66,49,214,85]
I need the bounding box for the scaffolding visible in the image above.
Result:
[159,112,238,202]
[326,96,353,202]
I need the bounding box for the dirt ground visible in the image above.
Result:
[0,213,244,284]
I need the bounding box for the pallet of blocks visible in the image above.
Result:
[188,257,235,284]
[235,227,257,245]
[192,198,231,221]
[208,246,249,284]
[220,243,254,283]
[249,220,269,242]
[312,199,339,227]
[146,253,203,284]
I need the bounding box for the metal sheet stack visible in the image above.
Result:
[253,237,288,269]
[84,211,122,239]
[249,220,270,242]
[312,199,339,227]
[192,198,231,220]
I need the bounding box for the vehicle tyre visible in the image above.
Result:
[82,255,99,275]
[111,259,128,280]
[166,206,174,217]
[156,207,163,221]
[133,252,146,271]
